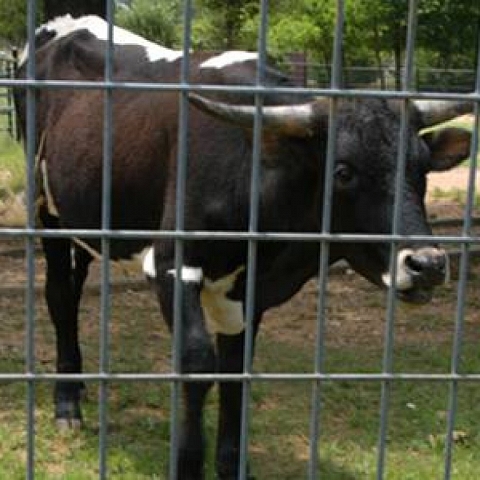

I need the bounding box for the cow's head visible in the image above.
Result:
[189,94,472,303]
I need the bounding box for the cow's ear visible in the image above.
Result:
[422,127,471,172]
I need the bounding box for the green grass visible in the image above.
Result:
[0,88,24,198]
[430,186,480,207]
[0,133,24,195]
[0,276,479,479]
[251,338,480,479]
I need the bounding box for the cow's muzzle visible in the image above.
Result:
[381,247,449,304]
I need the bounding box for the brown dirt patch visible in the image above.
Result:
[427,167,479,202]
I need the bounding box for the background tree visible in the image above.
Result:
[0,0,43,45]
[0,0,106,46]
[416,0,479,91]
[258,0,336,85]
[344,0,409,89]
[192,0,259,50]
[116,0,180,47]
[0,0,477,91]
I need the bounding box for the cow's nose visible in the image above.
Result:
[404,247,448,286]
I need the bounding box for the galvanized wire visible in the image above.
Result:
[239,2,271,477]
[3,77,480,101]
[2,226,478,244]
[169,2,194,478]
[97,2,115,477]
[443,27,480,480]
[308,1,345,478]
[24,1,39,479]
[377,2,419,478]
[1,371,480,383]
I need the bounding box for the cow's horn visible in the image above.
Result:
[413,100,473,127]
[188,93,322,137]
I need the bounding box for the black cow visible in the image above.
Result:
[15,15,472,480]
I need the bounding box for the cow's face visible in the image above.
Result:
[189,94,472,303]
[327,100,471,302]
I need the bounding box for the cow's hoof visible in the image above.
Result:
[55,398,83,431]
[56,417,83,431]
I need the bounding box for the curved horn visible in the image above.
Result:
[413,100,473,127]
[188,93,322,137]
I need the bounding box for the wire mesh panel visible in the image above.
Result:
[0,51,17,138]
[0,0,479,479]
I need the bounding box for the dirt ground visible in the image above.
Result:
[428,165,478,193]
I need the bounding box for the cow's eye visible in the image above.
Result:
[334,163,355,188]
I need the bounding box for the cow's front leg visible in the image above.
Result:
[215,325,260,480]
[155,267,216,480]
[42,237,91,428]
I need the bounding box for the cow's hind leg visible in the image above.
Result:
[155,269,216,480]
[216,328,259,480]
[71,245,93,400]
[42,235,92,428]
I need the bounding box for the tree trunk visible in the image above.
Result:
[394,42,402,91]
[392,23,404,91]
[373,21,385,89]
[44,0,107,20]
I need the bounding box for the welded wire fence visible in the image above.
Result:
[0,50,17,139]
[286,62,477,92]
[0,0,479,479]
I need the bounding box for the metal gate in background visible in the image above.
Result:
[0,1,479,479]
[0,49,18,139]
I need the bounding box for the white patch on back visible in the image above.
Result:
[200,50,258,69]
[381,248,414,290]
[20,14,182,66]
[200,266,245,335]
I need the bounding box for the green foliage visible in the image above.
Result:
[191,0,259,50]
[115,0,181,48]
[417,0,479,68]
[268,1,336,62]
[0,0,477,89]
[0,90,24,197]
[1,278,480,478]
[0,0,43,46]
[0,133,24,197]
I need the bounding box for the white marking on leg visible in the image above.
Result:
[167,266,204,284]
[200,51,258,69]
[140,247,156,279]
[140,254,245,335]
[381,248,414,290]
[200,266,245,335]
